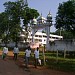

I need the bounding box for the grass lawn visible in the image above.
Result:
[18,50,75,72]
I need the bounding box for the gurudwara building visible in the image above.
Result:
[27,31,63,46]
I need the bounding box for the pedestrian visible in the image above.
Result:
[13,45,19,60]
[34,47,39,68]
[2,46,8,60]
[25,46,31,68]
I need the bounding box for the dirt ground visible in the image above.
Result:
[0,51,75,75]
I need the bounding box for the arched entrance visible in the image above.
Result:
[30,12,52,50]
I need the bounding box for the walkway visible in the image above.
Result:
[0,51,75,75]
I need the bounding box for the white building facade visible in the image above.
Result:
[27,31,63,46]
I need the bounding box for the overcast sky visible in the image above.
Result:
[0,0,68,32]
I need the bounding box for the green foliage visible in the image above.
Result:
[55,0,75,35]
[42,51,75,72]
[0,12,10,43]
[18,51,75,72]
[0,0,39,44]
[46,59,75,72]
[54,29,74,39]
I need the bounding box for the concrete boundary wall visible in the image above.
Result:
[49,39,75,51]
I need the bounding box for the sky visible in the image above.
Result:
[0,0,68,32]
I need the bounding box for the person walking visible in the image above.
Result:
[2,46,8,60]
[13,46,19,60]
[25,46,31,68]
[34,47,39,68]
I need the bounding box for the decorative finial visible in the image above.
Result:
[46,11,52,23]
[41,13,42,17]
[25,0,28,6]
[49,11,50,15]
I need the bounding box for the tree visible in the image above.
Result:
[0,0,39,45]
[3,1,21,45]
[0,12,10,45]
[55,0,75,37]
[54,30,74,39]
[21,6,39,41]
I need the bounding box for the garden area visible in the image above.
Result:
[17,49,75,72]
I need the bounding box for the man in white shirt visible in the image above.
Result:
[34,47,39,68]
[2,46,8,60]
[13,46,19,60]
[25,46,31,68]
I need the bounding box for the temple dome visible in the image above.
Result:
[31,18,37,25]
[46,11,52,23]
[37,13,46,24]
[37,16,46,21]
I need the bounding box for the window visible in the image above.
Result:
[39,35,42,38]
[39,39,42,42]
[44,40,46,41]
[35,35,38,37]
[51,37,55,39]
[43,35,47,38]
